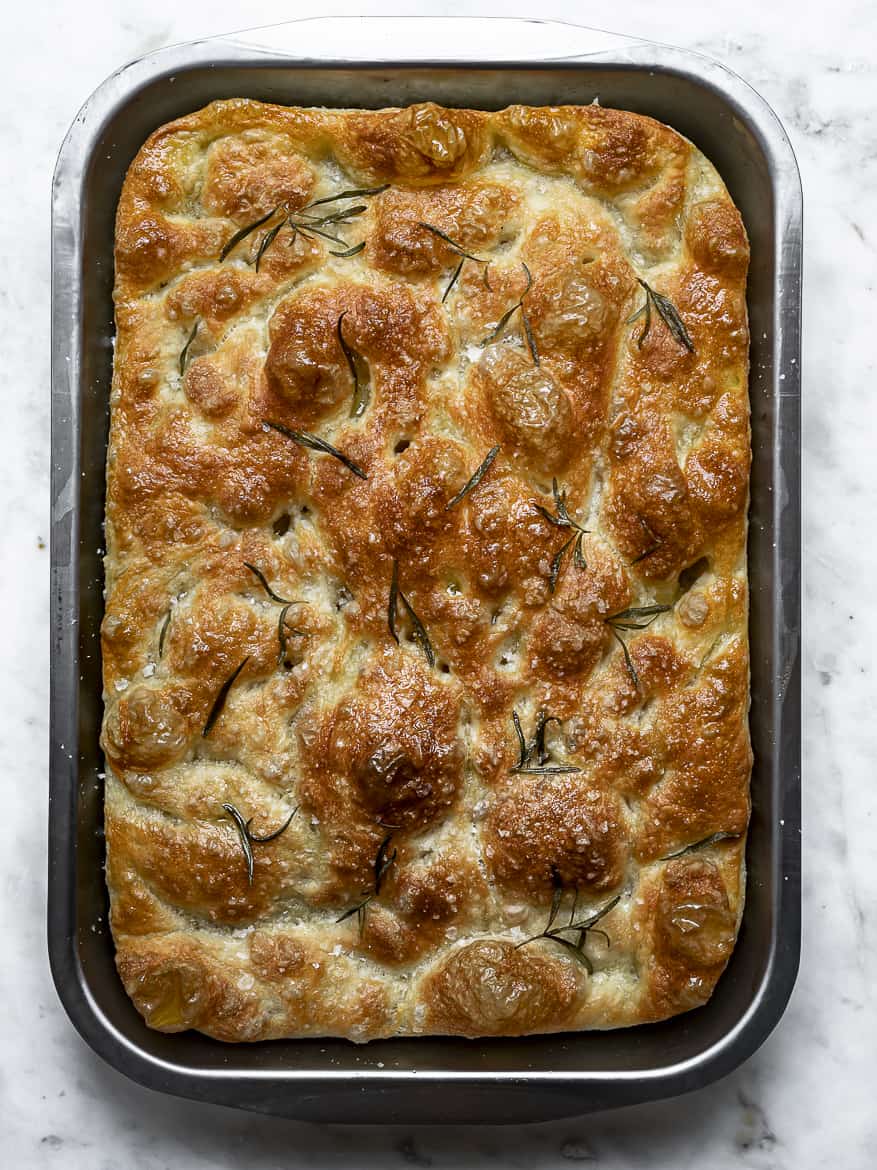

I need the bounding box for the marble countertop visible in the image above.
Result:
[7,0,873,1164]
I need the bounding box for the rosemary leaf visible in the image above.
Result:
[521,307,540,365]
[243,562,294,605]
[418,222,485,263]
[337,313,369,419]
[570,894,621,932]
[534,504,566,528]
[610,627,639,690]
[254,217,288,271]
[158,610,171,657]
[546,871,564,931]
[306,184,389,209]
[329,241,366,258]
[387,560,435,667]
[388,559,400,645]
[336,898,370,925]
[374,833,397,894]
[481,263,535,358]
[337,830,398,930]
[277,602,307,668]
[300,204,368,227]
[263,420,367,480]
[247,806,298,843]
[203,657,250,737]
[512,709,528,768]
[631,517,663,565]
[179,321,199,376]
[631,544,660,565]
[445,445,500,510]
[480,302,519,345]
[220,206,281,261]
[510,764,582,775]
[442,257,465,303]
[549,536,575,594]
[222,802,255,884]
[400,589,435,668]
[606,604,672,630]
[573,531,587,571]
[660,831,741,861]
[533,711,562,765]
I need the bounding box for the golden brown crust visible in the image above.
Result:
[104,99,751,1042]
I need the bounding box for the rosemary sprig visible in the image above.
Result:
[535,480,589,585]
[445,445,500,510]
[203,657,250,737]
[337,313,370,418]
[221,802,298,884]
[660,831,741,861]
[220,186,387,267]
[157,610,171,657]
[627,278,695,353]
[263,420,367,480]
[510,709,580,775]
[336,833,398,933]
[534,479,588,534]
[179,320,199,375]
[243,562,294,605]
[516,873,621,973]
[418,222,492,302]
[604,604,672,689]
[387,559,435,667]
[481,263,539,364]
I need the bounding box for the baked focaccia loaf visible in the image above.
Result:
[102,99,752,1042]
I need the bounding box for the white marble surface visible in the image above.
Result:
[5,0,875,1164]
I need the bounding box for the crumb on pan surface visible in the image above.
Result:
[102,99,751,1042]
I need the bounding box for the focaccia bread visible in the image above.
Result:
[102,99,752,1042]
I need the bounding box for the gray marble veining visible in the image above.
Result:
[5,0,876,1165]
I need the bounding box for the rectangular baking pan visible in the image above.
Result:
[49,16,801,1125]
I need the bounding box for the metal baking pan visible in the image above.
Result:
[49,15,801,1125]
